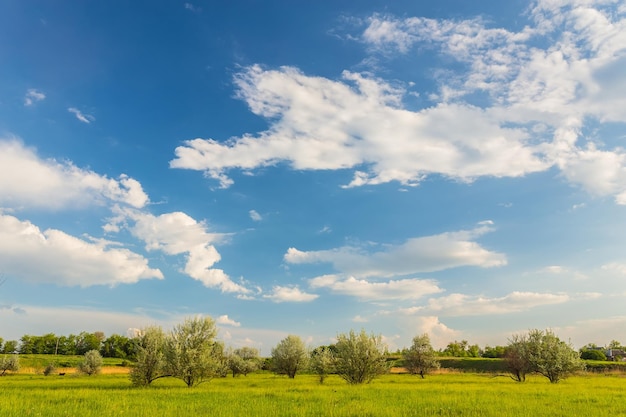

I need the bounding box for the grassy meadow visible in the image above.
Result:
[2,368,626,417]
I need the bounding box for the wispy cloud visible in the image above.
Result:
[309,275,443,301]
[263,285,318,303]
[285,223,505,277]
[68,107,95,124]
[24,89,45,106]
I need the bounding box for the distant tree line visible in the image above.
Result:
[0,332,136,358]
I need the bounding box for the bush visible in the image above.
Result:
[43,363,57,376]
[0,355,19,375]
[78,350,103,376]
[580,349,607,361]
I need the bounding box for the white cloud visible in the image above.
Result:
[171,3,626,202]
[358,3,626,203]
[170,66,548,189]
[263,285,318,303]
[249,210,262,221]
[0,213,163,287]
[0,139,149,209]
[68,107,95,124]
[352,315,368,322]
[285,223,505,277]
[422,291,570,316]
[216,315,241,327]
[309,274,442,301]
[116,209,250,294]
[24,89,45,106]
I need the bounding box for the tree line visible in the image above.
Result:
[2,316,622,386]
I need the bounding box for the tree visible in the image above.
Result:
[163,316,223,388]
[310,346,335,384]
[130,326,167,387]
[403,334,439,379]
[527,329,584,383]
[505,333,533,382]
[334,329,389,384]
[0,355,19,376]
[580,348,607,361]
[482,345,507,358]
[271,335,308,378]
[1,340,18,354]
[440,340,470,357]
[78,350,103,376]
[506,329,584,383]
[227,347,260,377]
[101,334,134,359]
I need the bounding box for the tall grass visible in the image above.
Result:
[1,371,625,416]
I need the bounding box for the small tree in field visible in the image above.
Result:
[527,329,584,383]
[164,316,223,388]
[0,355,19,376]
[310,346,335,384]
[506,329,584,383]
[130,325,166,386]
[227,346,260,377]
[505,333,532,382]
[78,350,103,376]
[271,335,308,378]
[403,334,439,378]
[334,329,389,384]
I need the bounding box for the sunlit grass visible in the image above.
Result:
[2,371,625,416]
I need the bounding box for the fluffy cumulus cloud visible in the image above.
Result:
[113,209,250,294]
[263,285,319,303]
[285,223,505,278]
[0,139,148,210]
[216,315,241,327]
[171,0,626,204]
[171,66,547,189]
[0,214,163,287]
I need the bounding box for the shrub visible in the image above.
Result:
[78,350,103,376]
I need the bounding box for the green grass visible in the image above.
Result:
[2,371,626,416]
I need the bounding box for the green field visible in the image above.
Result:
[2,370,626,417]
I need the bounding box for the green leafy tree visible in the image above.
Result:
[403,334,439,378]
[1,340,18,354]
[580,349,607,361]
[310,346,335,383]
[130,326,167,386]
[334,329,389,384]
[227,347,260,377]
[527,329,584,383]
[78,350,103,376]
[507,329,584,383]
[164,316,223,388]
[505,334,532,382]
[440,340,469,357]
[0,355,19,376]
[482,345,507,358]
[271,335,308,379]
[101,334,134,359]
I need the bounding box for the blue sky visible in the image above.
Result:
[1,0,626,354]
